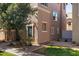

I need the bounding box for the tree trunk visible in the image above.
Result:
[16,29,20,41]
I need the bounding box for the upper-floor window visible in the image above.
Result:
[52,11,58,21]
[41,3,48,7]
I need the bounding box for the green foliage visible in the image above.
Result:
[0,51,15,56]
[0,3,35,43]
[34,46,79,56]
[0,3,35,30]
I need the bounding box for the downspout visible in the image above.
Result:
[59,3,62,39]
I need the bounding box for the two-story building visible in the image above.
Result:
[27,3,51,45]
[27,3,66,45]
[72,3,79,44]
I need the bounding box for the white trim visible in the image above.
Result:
[42,31,48,32]
[42,21,48,23]
[42,22,48,32]
[26,24,34,26]
[38,7,50,13]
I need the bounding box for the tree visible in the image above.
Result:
[0,3,35,44]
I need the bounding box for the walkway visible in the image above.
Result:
[5,48,44,56]
[1,41,79,56]
[0,42,44,56]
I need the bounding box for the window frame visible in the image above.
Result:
[52,11,58,21]
[42,22,47,32]
[26,24,33,38]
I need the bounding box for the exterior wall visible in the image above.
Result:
[28,3,39,45]
[30,3,51,44]
[72,4,79,43]
[50,3,60,40]
[37,3,51,43]
[49,3,66,40]
[62,4,66,31]
[30,3,66,44]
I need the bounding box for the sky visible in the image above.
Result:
[66,3,72,14]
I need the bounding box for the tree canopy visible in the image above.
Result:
[0,3,36,42]
[0,3,35,30]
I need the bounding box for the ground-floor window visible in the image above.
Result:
[28,26,32,37]
[26,24,33,38]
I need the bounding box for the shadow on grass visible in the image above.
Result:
[33,46,79,56]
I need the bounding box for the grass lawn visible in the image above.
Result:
[33,46,79,56]
[0,51,15,56]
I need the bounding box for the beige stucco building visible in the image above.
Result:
[72,3,79,43]
[26,3,67,45]
[26,3,51,45]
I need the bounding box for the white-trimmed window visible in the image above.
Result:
[52,11,58,21]
[26,24,33,38]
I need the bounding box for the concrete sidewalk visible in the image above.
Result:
[0,42,44,56]
[5,48,44,56]
[1,41,79,56]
